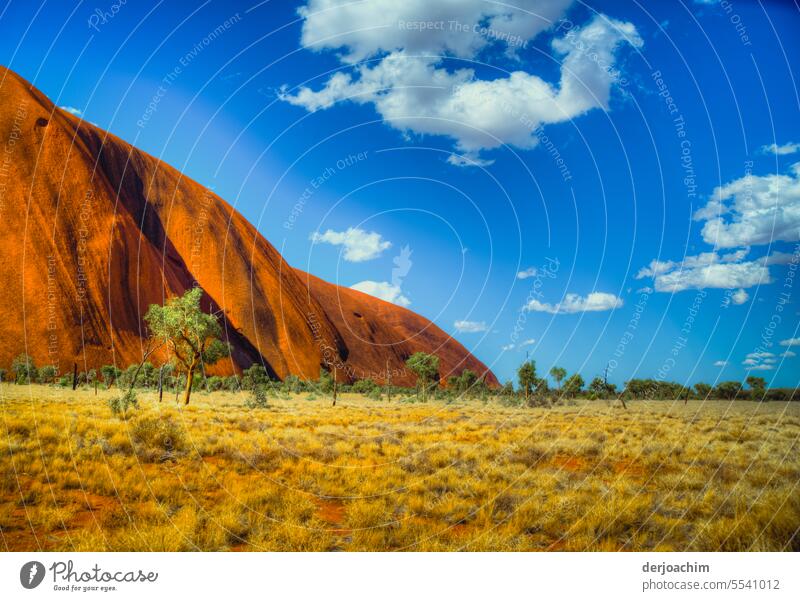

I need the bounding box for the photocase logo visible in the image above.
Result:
[20,561,45,589]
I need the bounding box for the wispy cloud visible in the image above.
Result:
[59,105,83,117]
[761,141,800,156]
[454,320,488,333]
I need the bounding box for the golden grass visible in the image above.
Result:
[1,384,798,551]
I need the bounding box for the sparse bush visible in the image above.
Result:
[12,353,37,384]
[130,414,185,459]
[242,364,270,390]
[108,390,138,418]
[352,378,378,394]
[205,376,224,392]
[224,375,241,392]
[100,365,122,388]
[38,364,58,384]
[245,384,270,409]
[318,367,334,394]
[283,374,304,394]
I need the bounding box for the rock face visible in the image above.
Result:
[0,67,498,387]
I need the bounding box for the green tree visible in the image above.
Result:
[563,373,585,398]
[746,375,767,401]
[352,378,378,394]
[694,382,712,399]
[448,369,480,397]
[144,287,230,405]
[38,364,58,384]
[406,352,439,401]
[588,377,617,399]
[100,365,122,388]
[242,364,270,389]
[517,361,537,403]
[549,366,567,390]
[713,380,742,400]
[12,353,37,384]
[318,367,334,394]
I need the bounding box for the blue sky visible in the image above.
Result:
[2,0,799,388]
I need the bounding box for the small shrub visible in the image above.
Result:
[131,414,186,460]
[245,385,270,409]
[206,376,224,392]
[224,375,241,392]
[108,390,138,418]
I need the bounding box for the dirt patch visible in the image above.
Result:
[612,460,646,479]
[312,497,349,535]
[549,455,589,472]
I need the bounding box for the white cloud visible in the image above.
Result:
[525,291,623,314]
[447,154,494,168]
[60,106,83,116]
[635,286,653,294]
[501,344,515,351]
[743,351,778,370]
[713,360,727,367]
[731,288,749,305]
[634,250,791,293]
[454,320,488,333]
[311,227,391,262]
[517,267,538,279]
[780,337,800,347]
[519,338,536,347]
[297,0,573,62]
[638,161,800,296]
[761,142,800,156]
[284,3,641,163]
[350,280,410,306]
[781,350,797,358]
[693,162,800,248]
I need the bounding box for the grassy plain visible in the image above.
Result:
[1,384,798,551]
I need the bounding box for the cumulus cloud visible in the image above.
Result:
[731,288,749,305]
[350,280,410,307]
[283,2,641,163]
[693,162,800,248]
[311,227,391,262]
[519,338,536,346]
[525,291,622,314]
[634,249,793,293]
[781,350,797,358]
[713,360,727,367]
[501,344,515,351]
[638,160,800,296]
[761,142,800,156]
[780,337,800,347]
[454,320,488,333]
[517,267,538,279]
[743,351,777,370]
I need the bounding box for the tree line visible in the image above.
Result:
[1,289,796,407]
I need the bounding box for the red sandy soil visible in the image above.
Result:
[0,67,497,387]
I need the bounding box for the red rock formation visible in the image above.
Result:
[0,67,497,387]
